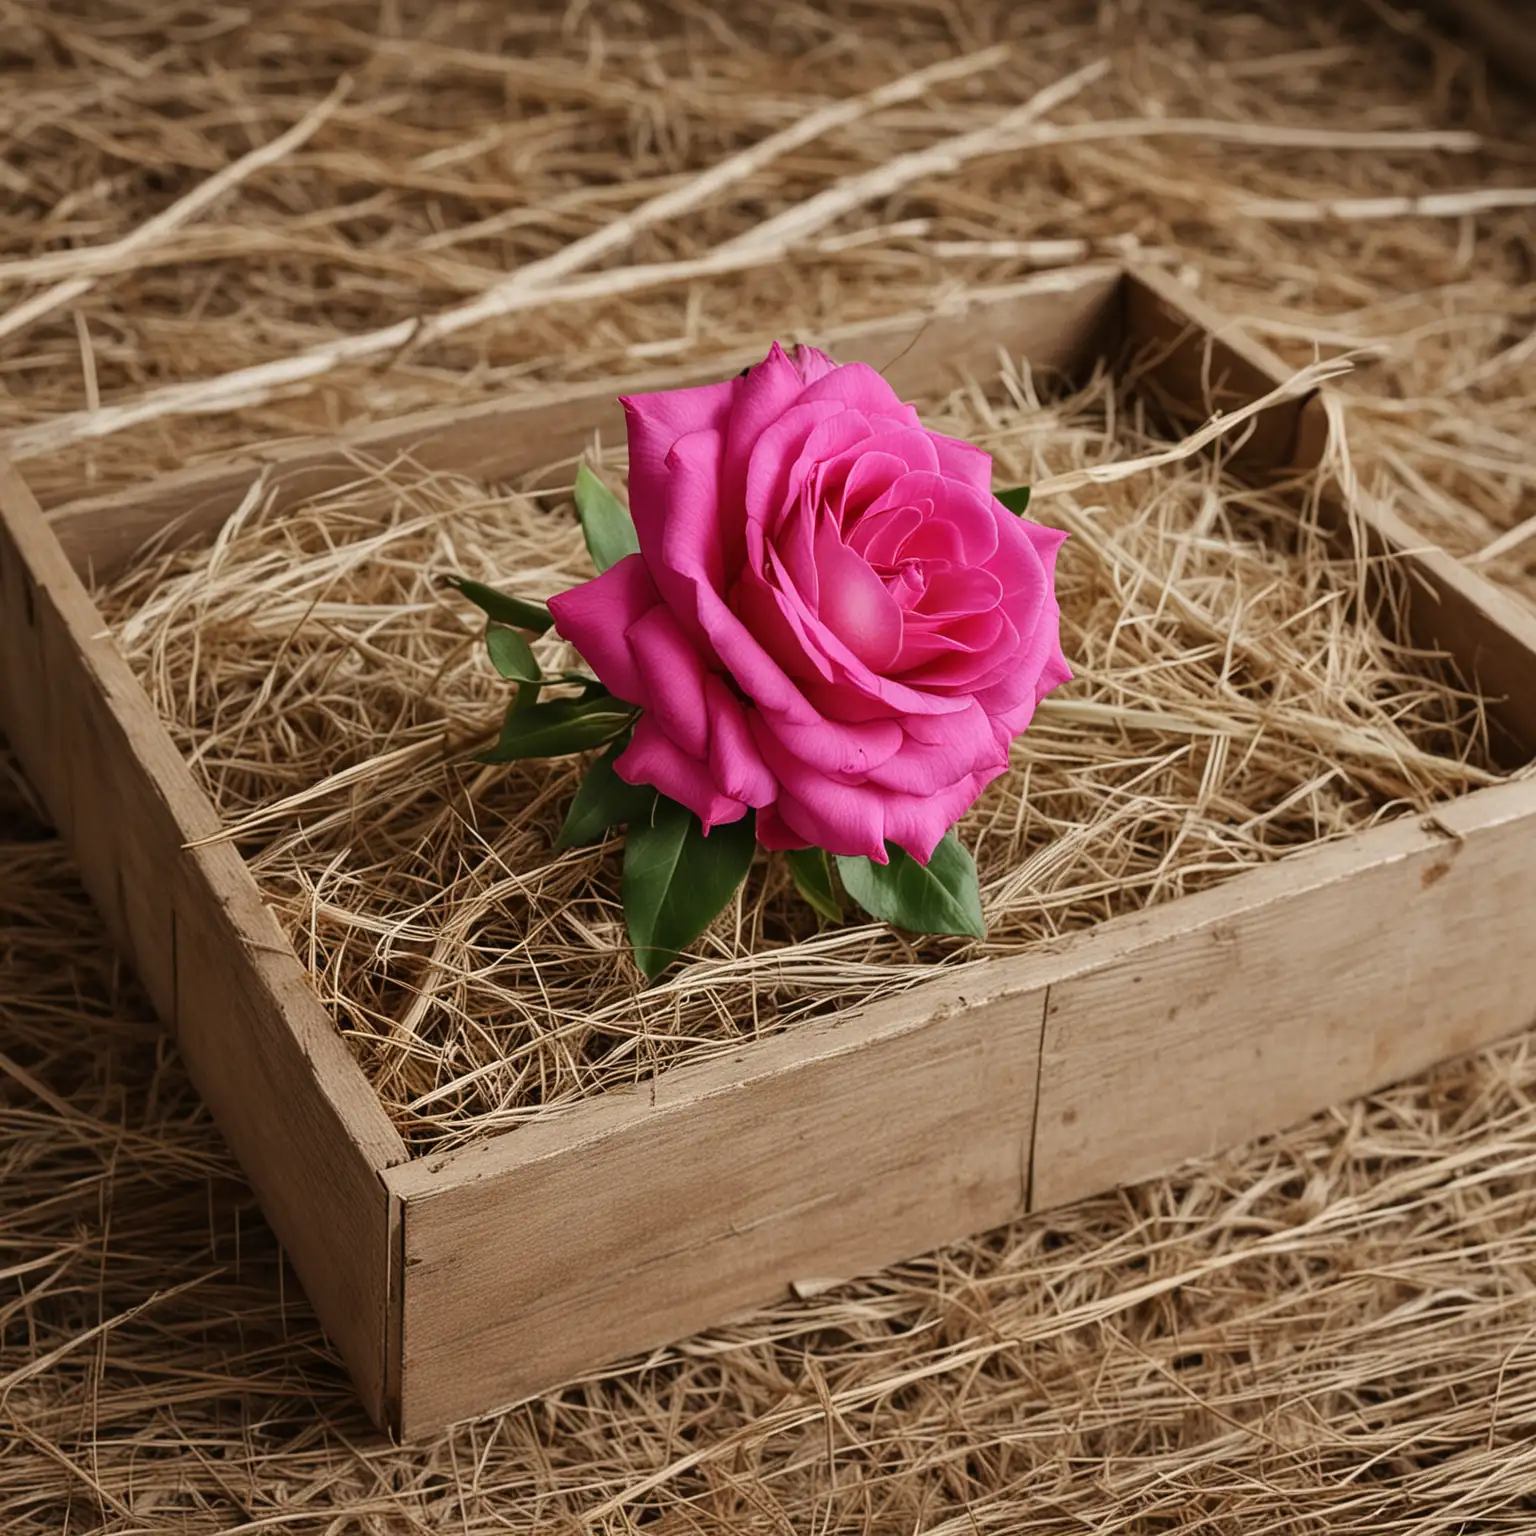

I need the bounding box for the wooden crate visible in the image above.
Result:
[3,264,1535,1437]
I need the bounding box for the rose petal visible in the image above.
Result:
[754,803,810,851]
[931,433,995,494]
[791,344,838,384]
[895,610,1011,679]
[879,766,1005,864]
[794,360,923,429]
[816,425,940,486]
[976,595,1068,734]
[849,499,923,564]
[621,380,736,555]
[986,512,1051,603]
[1036,643,1073,701]
[773,556,973,718]
[703,675,777,808]
[750,705,903,779]
[625,604,711,761]
[746,403,867,535]
[721,342,817,520]
[811,517,905,671]
[755,745,889,863]
[866,472,998,564]
[914,564,1003,620]
[864,701,1005,795]
[1023,519,1070,579]
[895,514,963,566]
[733,566,836,685]
[615,717,746,834]
[772,496,821,605]
[838,452,914,531]
[547,553,659,706]
[658,429,821,723]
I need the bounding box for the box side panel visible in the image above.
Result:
[1299,395,1536,761]
[0,458,406,1425]
[1125,266,1536,761]
[1358,498,1536,759]
[388,977,1047,1436]
[1032,778,1536,1209]
[46,266,1125,580]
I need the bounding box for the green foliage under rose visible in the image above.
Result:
[449,466,1031,979]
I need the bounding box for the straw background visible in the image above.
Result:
[2,1,1535,1530]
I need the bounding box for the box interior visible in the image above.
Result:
[88,342,1503,1155]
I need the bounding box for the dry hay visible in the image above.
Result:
[4,0,1536,1530]
[98,359,1499,1150]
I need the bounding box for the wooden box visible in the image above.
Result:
[3,265,1534,1437]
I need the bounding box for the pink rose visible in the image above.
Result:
[546,343,1070,865]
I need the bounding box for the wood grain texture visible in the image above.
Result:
[0,456,407,1423]
[1031,777,1536,1210]
[1338,477,1536,762]
[387,778,1536,1432]
[46,265,1123,581]
[386,971,1048,1435]
[1288,394,1536,762]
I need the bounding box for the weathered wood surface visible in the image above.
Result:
[1127,265,1536,760]
[0,456,408,1424]
[1032,777,1536,1208]
[8,265,1533,1436]
[386,973,1048,1435]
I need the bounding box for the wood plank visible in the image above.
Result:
[45,266,1124,581]
[386,970,1048,1435]
[1031,777,1536,1210]
[0,456,408,1424]
[1126,266,1536,761]
[1292,393,1536,760]
[1340,476,1536,762]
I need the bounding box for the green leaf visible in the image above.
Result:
[556,741,656,849]
[479,695,636,763]
[835,830,985,939]
[445,575,553,634]
[574,463,640,573]
[622,798,757,979]
[785,847,842,924]
[996,485,1031,515]
[485,624,541,683]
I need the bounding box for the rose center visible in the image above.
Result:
[886,557,928,611]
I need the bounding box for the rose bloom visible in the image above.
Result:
[547,343,1070,865]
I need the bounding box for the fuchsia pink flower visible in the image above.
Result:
[547,343,1070,866]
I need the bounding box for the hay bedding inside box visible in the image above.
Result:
[95,363,1500,1153]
